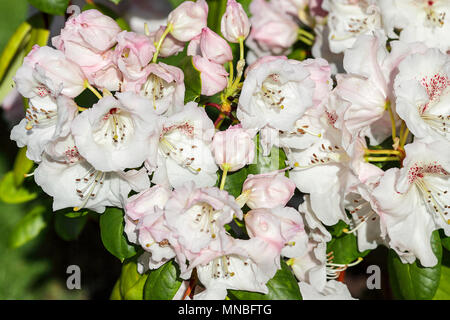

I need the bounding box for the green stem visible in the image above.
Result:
[84,80,102,100]
[219,164,230,190]
[385,100,397,143]
[152,23,173,63]
[364,156,400,162]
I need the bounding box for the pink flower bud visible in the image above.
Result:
[199,27,233,64]
[57,9,121,53]
[149,26,185,58]
[192,56,228,96]
[210,124,255,172]
[114,31,155,82]
[168,0,208,42]
[248,0,298,53]
[242,171,296,209]
[245,208,286,249]
[221,0,251,43]
[125,185,171,221]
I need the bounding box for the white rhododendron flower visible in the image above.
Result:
[10,95,78,162]
[372,141,450,267]
[394,48,450,143]
[71,92,160,172]
[323,0,383,54]
[150,103,218,188]
[34,135,150,213]
[8,0,450,302]
[379,0,450,52]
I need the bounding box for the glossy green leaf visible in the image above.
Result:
[0,21,31,81]
[327,231,370,265]
[442,236,450,252]
[54,213,88,241]
[64,210,89,218]
[388,230,442,300]
[144,260,183,300]
[0,171,37,204]
[99,208,137,262]
[433,251,450,300]
[180,56,202,103]
[13,147,34,187]
[8,205,49,248]
[0,0,28,55]
[110,259,149,300]
[207,0,227,34]
[27,0,70,16]
[228,259,302,300]
[223,168,248,198]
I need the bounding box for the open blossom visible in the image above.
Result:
[14,45,85,100]
[237,58,314,134]
[71,92,160,172]
[372,140,450,267]
[189,237,279,300]
[140,62,185,116]
[150,103,218,189]
[323,0,383,54]
[10,96,78,162]
[167,0,208,42]
[240,171,296,209]
[379,0,450,52]
[163,182,242,271]
[221,0,251,43]
[124,185,174,270]
[394,48,450,143]
[210,125,256,172]
[34,134,150,213]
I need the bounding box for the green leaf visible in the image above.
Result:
[207,0,227,34]
[327,231,371,265]
[433,251,450,300]
[8,205,50,248]
[180,56,202,103]
[99,208,137,262]
[168,0,185,8]
[27,0,70,16]
[0,0,28,55]
[110,259,149,300]
[0,171,37,204]
[441,234,450,252]
[0,21,31,81]
[0,14,49,103]
[64,210,89,218]
[108,0,122,4]
[13,147,34,187]
[388,230,442,300]
[223,168,248,198]
[54,213,87,241]
[247,134,287,175]
[228,259,302,300]
[144,260,183,300]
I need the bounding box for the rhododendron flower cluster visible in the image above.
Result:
[7,0,450,301]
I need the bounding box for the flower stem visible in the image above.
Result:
[385,100,397,144]
[152,23,173,63]
[298,28,315,40]
[364,149,402,156]
[220,163,231,190]
[84,80,102,100]
[364,156,400,162]
[399,128,410,148]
